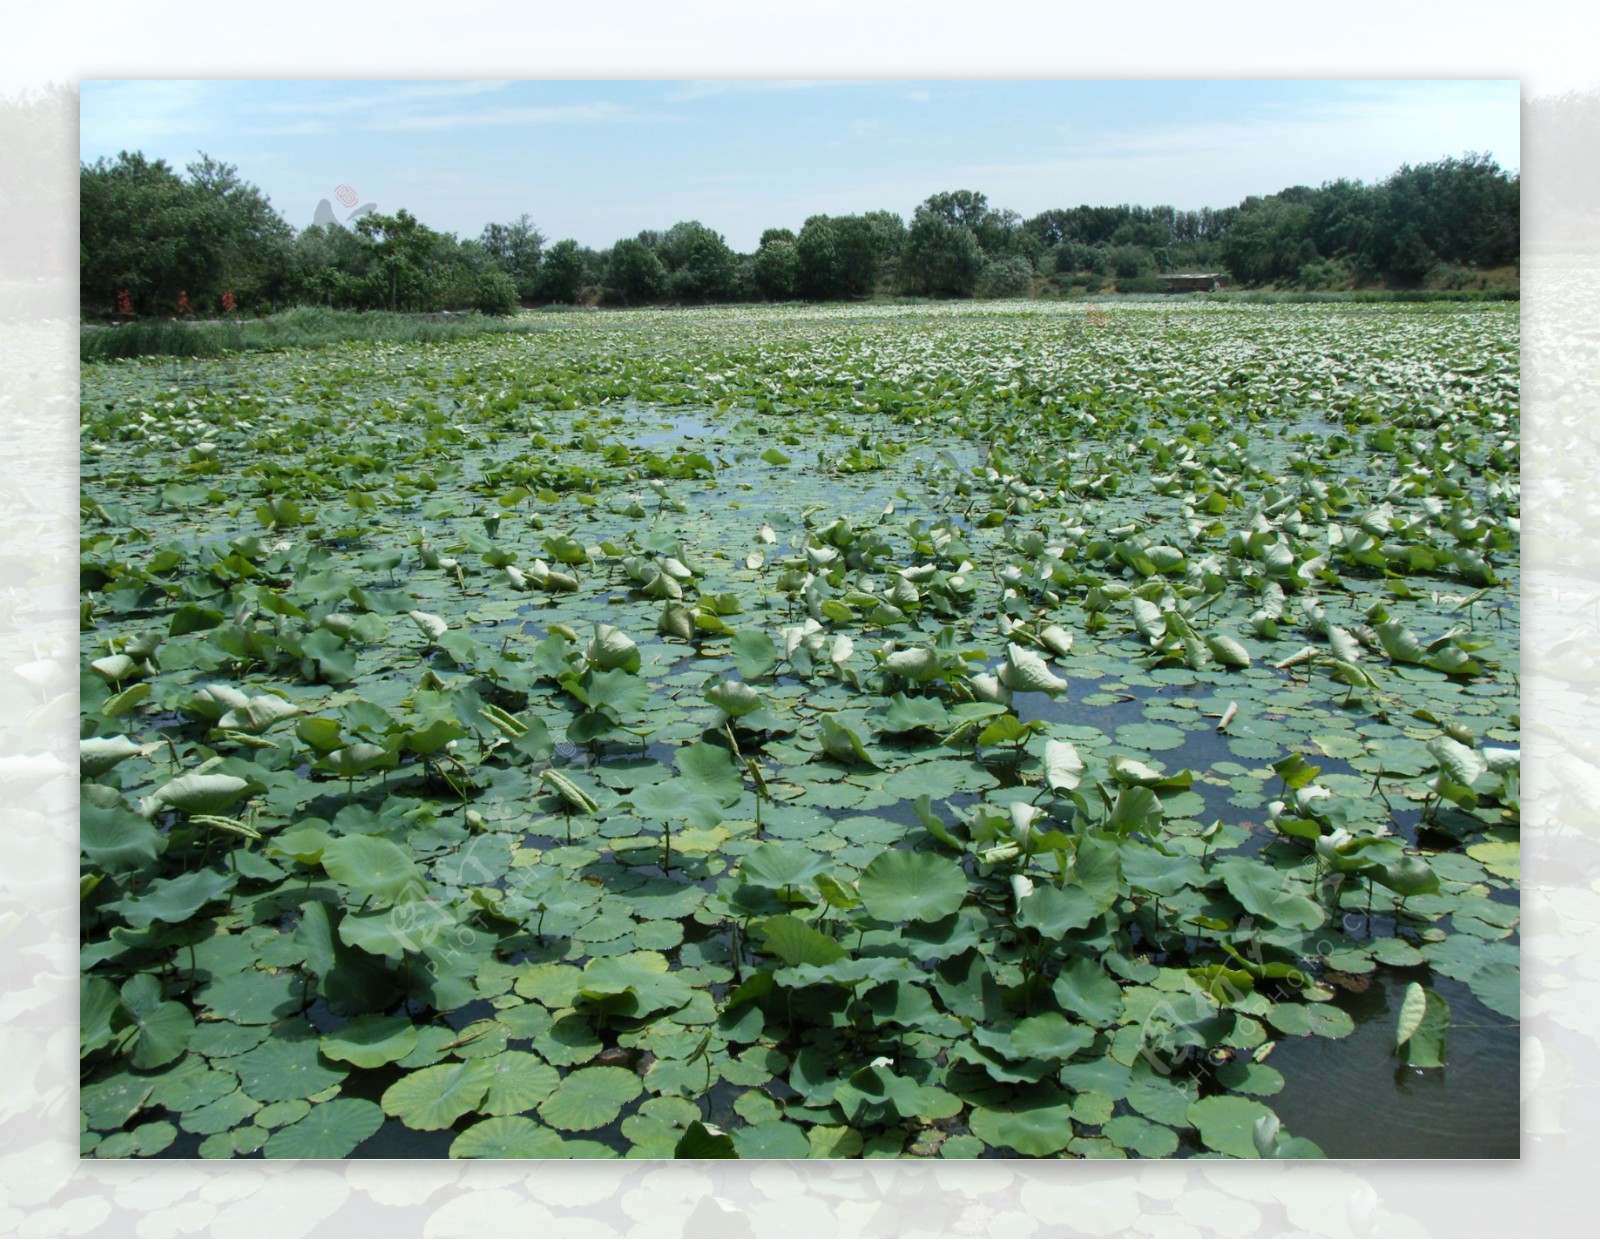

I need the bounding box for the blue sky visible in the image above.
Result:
[80,80,1521,252]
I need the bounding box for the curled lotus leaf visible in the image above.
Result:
[705,678,763,719]
[999,644,1068,695]
[149,771,251,816]
[408,610,449,642]
[881,646,940,681]
[80,735,155,777]
[587,623,641,673]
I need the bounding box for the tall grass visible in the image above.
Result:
[81,306,558,360]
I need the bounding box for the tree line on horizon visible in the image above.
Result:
[79,150,1519,318]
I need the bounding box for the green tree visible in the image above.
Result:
[752,238,799,300]
[658,221,736,302]
[353,209,437,310]
[900,207,985,297]
[860,210,907,287]
[448,239,520,314]
[920,189,990,231]
[1388,224,1436,283]
[1107,244,1154,280]
[608,237,668,303]
[80,151,195,313]
[479,214,544,300]
[184,155,295,310]
[536,238,585,304]
[1218,196,1314,286]
[974,206,1027,257]
[1379,155,1518,274]
[80,150,293,315]
[796,215,846,299]
[285,222,372,307]
[833,213,901,296]
[1308,178,1379,276]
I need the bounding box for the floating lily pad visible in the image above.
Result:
[235,1034,347,1103]
[538,1066,642,1132]
[1103,1115,1179,1158]
[451,1115,566,1159]
[1187,1095,1275,1158]
[319,1015,418,1069]
[263,1098,383,1158]
[1265,1001,1355,1040]
[857,850,967,923]
[968,1092,1077,1156]
[731,1120,810,1159]
[381,1060,493,1131]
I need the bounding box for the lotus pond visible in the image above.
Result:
[79,300,1520,1160]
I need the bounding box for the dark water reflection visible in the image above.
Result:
[1017,677,1519,1158]
[1267,968,1519,1157]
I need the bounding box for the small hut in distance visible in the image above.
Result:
[1158,272,1227,293]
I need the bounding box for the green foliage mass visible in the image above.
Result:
[81,147,1517,329]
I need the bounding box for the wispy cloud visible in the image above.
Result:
[242,97,663,137]
[665,79,874,102]
[80,80,218,148]
[1068,82,1513,160]
[384,102,656,132]
[937,84,1519,215]
[241,83,661,135]
[259,80,512,116]
[1003,82,1520,194]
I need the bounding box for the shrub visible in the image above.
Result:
[976,255,1035,299]
[471,267,520,316]
[1425,261,1478,292]
[1297,258,1349,291]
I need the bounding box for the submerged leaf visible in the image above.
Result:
[1395,984,1450,1068]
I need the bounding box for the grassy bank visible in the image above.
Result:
[83,287,1522,360]
[80,305,551,361]
[1205,287,1519,305]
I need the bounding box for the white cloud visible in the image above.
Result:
[258,80,513,116]
[957,83,1520,211]
[373,101,654,132]
[79,80,217,149]
[664,79,877,102]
